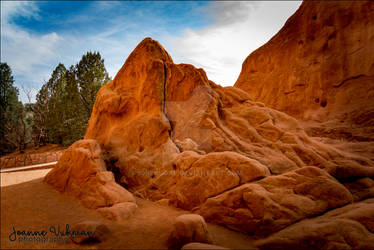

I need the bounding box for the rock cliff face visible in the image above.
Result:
[44,2,374,247]
[234,1,374,141]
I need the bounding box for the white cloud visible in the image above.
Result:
[1,1,61,102]
[200,2,259,27]
[0,1,40,21]
[167,1,302,86]
[0,1,171,102]
[57,32,137,82]
[2,27,61,81]
[0,1,302,103]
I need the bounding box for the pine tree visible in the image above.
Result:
[75,51,110,120]
[0,63,31,154]
[32,51,111,147]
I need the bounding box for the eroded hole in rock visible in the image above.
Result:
[139,146,144,152]
[322,41,329,51]
[339,176,364,183]
[313,15,317,20]
[320,99,327,107]
[105,156,127,188]
[328,31,336,40]
[315,97,320,103]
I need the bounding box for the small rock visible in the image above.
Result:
[168,214,213,249]
[97,202,137,221]
[156,198,170,206]
[175,138,206,155]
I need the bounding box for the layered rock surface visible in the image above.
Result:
[256,198,374,250]
[234,1,374,141]
[45,6,374,248]
[196,166,353,236]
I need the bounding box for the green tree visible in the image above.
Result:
[0,63,31,154]
[45,63,67,144]
[32,63,68,146]
[32,51,110,147]
[0,63,17,110]
[1,63,19,154]
[59,65,87,145]
[31,84,49,147]
[75,51,110,120]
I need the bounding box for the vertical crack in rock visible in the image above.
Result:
[162,62,178,147]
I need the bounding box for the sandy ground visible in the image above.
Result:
[1,169,52,185]
[1,169,256,249]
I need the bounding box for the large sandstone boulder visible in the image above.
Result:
[234,1,374,140]
[167,214,213,249]
[44,139,135,210]
[145,151,270,210]
[196,166,353,237]
[256,198,374,250]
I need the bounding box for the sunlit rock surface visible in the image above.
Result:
[45,1,374,248]
[235,1,374,141]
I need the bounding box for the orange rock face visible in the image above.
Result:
[234,1,374,134]
[45,8,374,246]
[256,198,374,250]
[81,38,372,207]
[196,166,353,236]
[44,140,135,209]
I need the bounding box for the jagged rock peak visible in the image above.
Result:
[112,37,173,89]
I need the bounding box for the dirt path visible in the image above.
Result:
[1,170,256,249]
[0,162,56,173]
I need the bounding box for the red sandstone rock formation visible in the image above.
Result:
[44,140,135,210]
[234,1,374,141]
[45,35,374,243]
[45,3,374,246]
[256,198,374,250]
[196,166,353,236]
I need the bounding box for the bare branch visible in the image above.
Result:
[20,85,33,104]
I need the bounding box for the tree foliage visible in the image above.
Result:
[32,51,110,147]
[1,51,110,154]
[76,52,110,119]
[0,63,32,154]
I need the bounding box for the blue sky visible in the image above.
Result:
[1,1,301,102]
